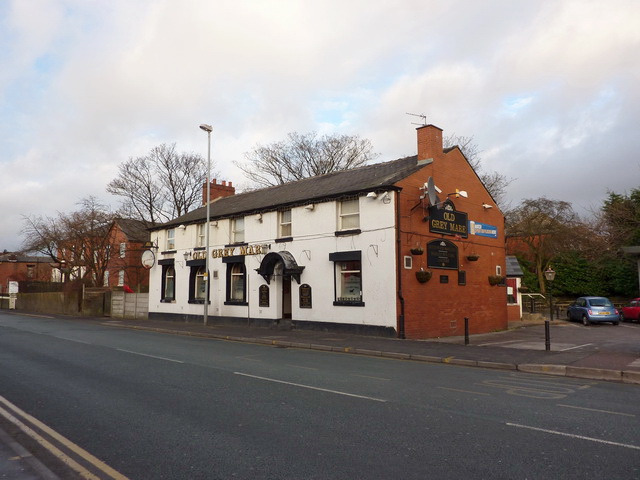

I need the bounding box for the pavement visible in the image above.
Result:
[2,314,640,479]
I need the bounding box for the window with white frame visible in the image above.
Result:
[232,217,245,244]
[166,229,176,250]
[118,270,125,286]
[103,271,109,287]
[338,198,359,230]
[197,223,206,247]
[226,262,246,303]
[279,209,292,238]
[329,251,364,306]
[119,242,126,258]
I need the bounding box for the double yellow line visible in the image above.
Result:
[0,395,128,480]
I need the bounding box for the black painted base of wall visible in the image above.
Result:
[147,312,397,338]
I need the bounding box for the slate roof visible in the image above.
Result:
[153,155,424,230]
[114,218,152,242]
[506,255,524,277]
[0,253,51,263]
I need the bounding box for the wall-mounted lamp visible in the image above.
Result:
[304,204,315,211]
[379,192,390,204]
[143,241,158,250]
[366,191,377,199]
[447,189,468,198]
[178,224,186,230]
[183,251,191,261]
[256,213,263,223]
[482,203,493,209]
[212,221,218,228]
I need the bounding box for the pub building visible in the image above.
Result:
[146,125,508,339]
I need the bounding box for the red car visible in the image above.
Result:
[620,298,640,322]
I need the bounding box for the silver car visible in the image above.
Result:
[566,296,620,325]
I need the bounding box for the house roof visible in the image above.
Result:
[0,253,52,264]
[114,218,152,243]
[506,255,524,277]
[152,155,425,230]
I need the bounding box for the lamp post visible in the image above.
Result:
[544,266,556,320]
[199,123,213,326]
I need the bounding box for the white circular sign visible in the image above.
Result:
[141,250,156,269]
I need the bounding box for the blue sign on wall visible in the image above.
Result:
[469,221,498,238]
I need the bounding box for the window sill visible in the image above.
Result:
[335,229,361,237]
[224,300,248,306]
[160,250,177,255]
[275,236,293,243]
[225,242,248,248]
[193,247,206,251]
[188,299,210,304]
[333,300,365,307]
[160,298,175,303]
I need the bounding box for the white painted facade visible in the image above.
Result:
[148,193,399,331]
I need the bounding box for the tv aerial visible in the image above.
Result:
[406,112,427,126]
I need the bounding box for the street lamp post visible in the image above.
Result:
[544,266,556,321]
[199,124,213,326]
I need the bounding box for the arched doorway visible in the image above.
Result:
[256,251,305,320]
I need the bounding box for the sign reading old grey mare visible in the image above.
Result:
[428,200,468,238]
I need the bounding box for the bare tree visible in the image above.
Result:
[21,197,116,286]
[235,132,378,188]
[505,197,581,293]
[107,143,215,224]
[443,133,513,211]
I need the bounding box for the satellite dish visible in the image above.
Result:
[427,177,437,206]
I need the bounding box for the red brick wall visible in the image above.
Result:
[395,125,508,339]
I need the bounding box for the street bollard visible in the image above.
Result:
[464,317,469,345]
[545,320,550,351]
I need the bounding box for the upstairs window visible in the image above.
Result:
[118,270,125,286]
[279,209,292,238]
[119,242,126,258]
[338,198,359,230]
[197,224,206,247]
[166,229,176,250]
[232,217,245,244]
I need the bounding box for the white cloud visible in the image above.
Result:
[1,0,640,250]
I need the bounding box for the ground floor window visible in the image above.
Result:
[329,251,364,306]
[224,256,247,305]
[188,262,209,304]
[161,263,176,302]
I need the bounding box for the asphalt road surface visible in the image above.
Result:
[1,313,639,479]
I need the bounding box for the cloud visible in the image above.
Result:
[1,0,640,250]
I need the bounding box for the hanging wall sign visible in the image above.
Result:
[428,201,468,238]
[427,239,459,270]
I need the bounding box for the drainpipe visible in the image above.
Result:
[396,189,406,339]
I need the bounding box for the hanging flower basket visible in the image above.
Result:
[466,254,480,261]
[488,275,504,286]
[416,269,432,283]
[410,246,424,255]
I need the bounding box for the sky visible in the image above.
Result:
[1,0,639,252]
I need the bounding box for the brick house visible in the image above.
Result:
[0,253,54,293]
[103,218,151,292]
[147,124,508,339]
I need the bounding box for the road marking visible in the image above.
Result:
[506,422,640,450]
[234,372,387,402]
[351,374,391,381]
[559,343,593,351]
[557,404,636,417]
[479,375,581,399]
[437,386,490,396]
[116,348,184,363]
[0,396,129,479]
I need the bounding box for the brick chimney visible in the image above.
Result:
[202,179,235,205]
[417,124,443,161]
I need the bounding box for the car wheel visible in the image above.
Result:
[582,315,590,326]
[613,321,619,325]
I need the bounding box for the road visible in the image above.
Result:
[1,313,639,479]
